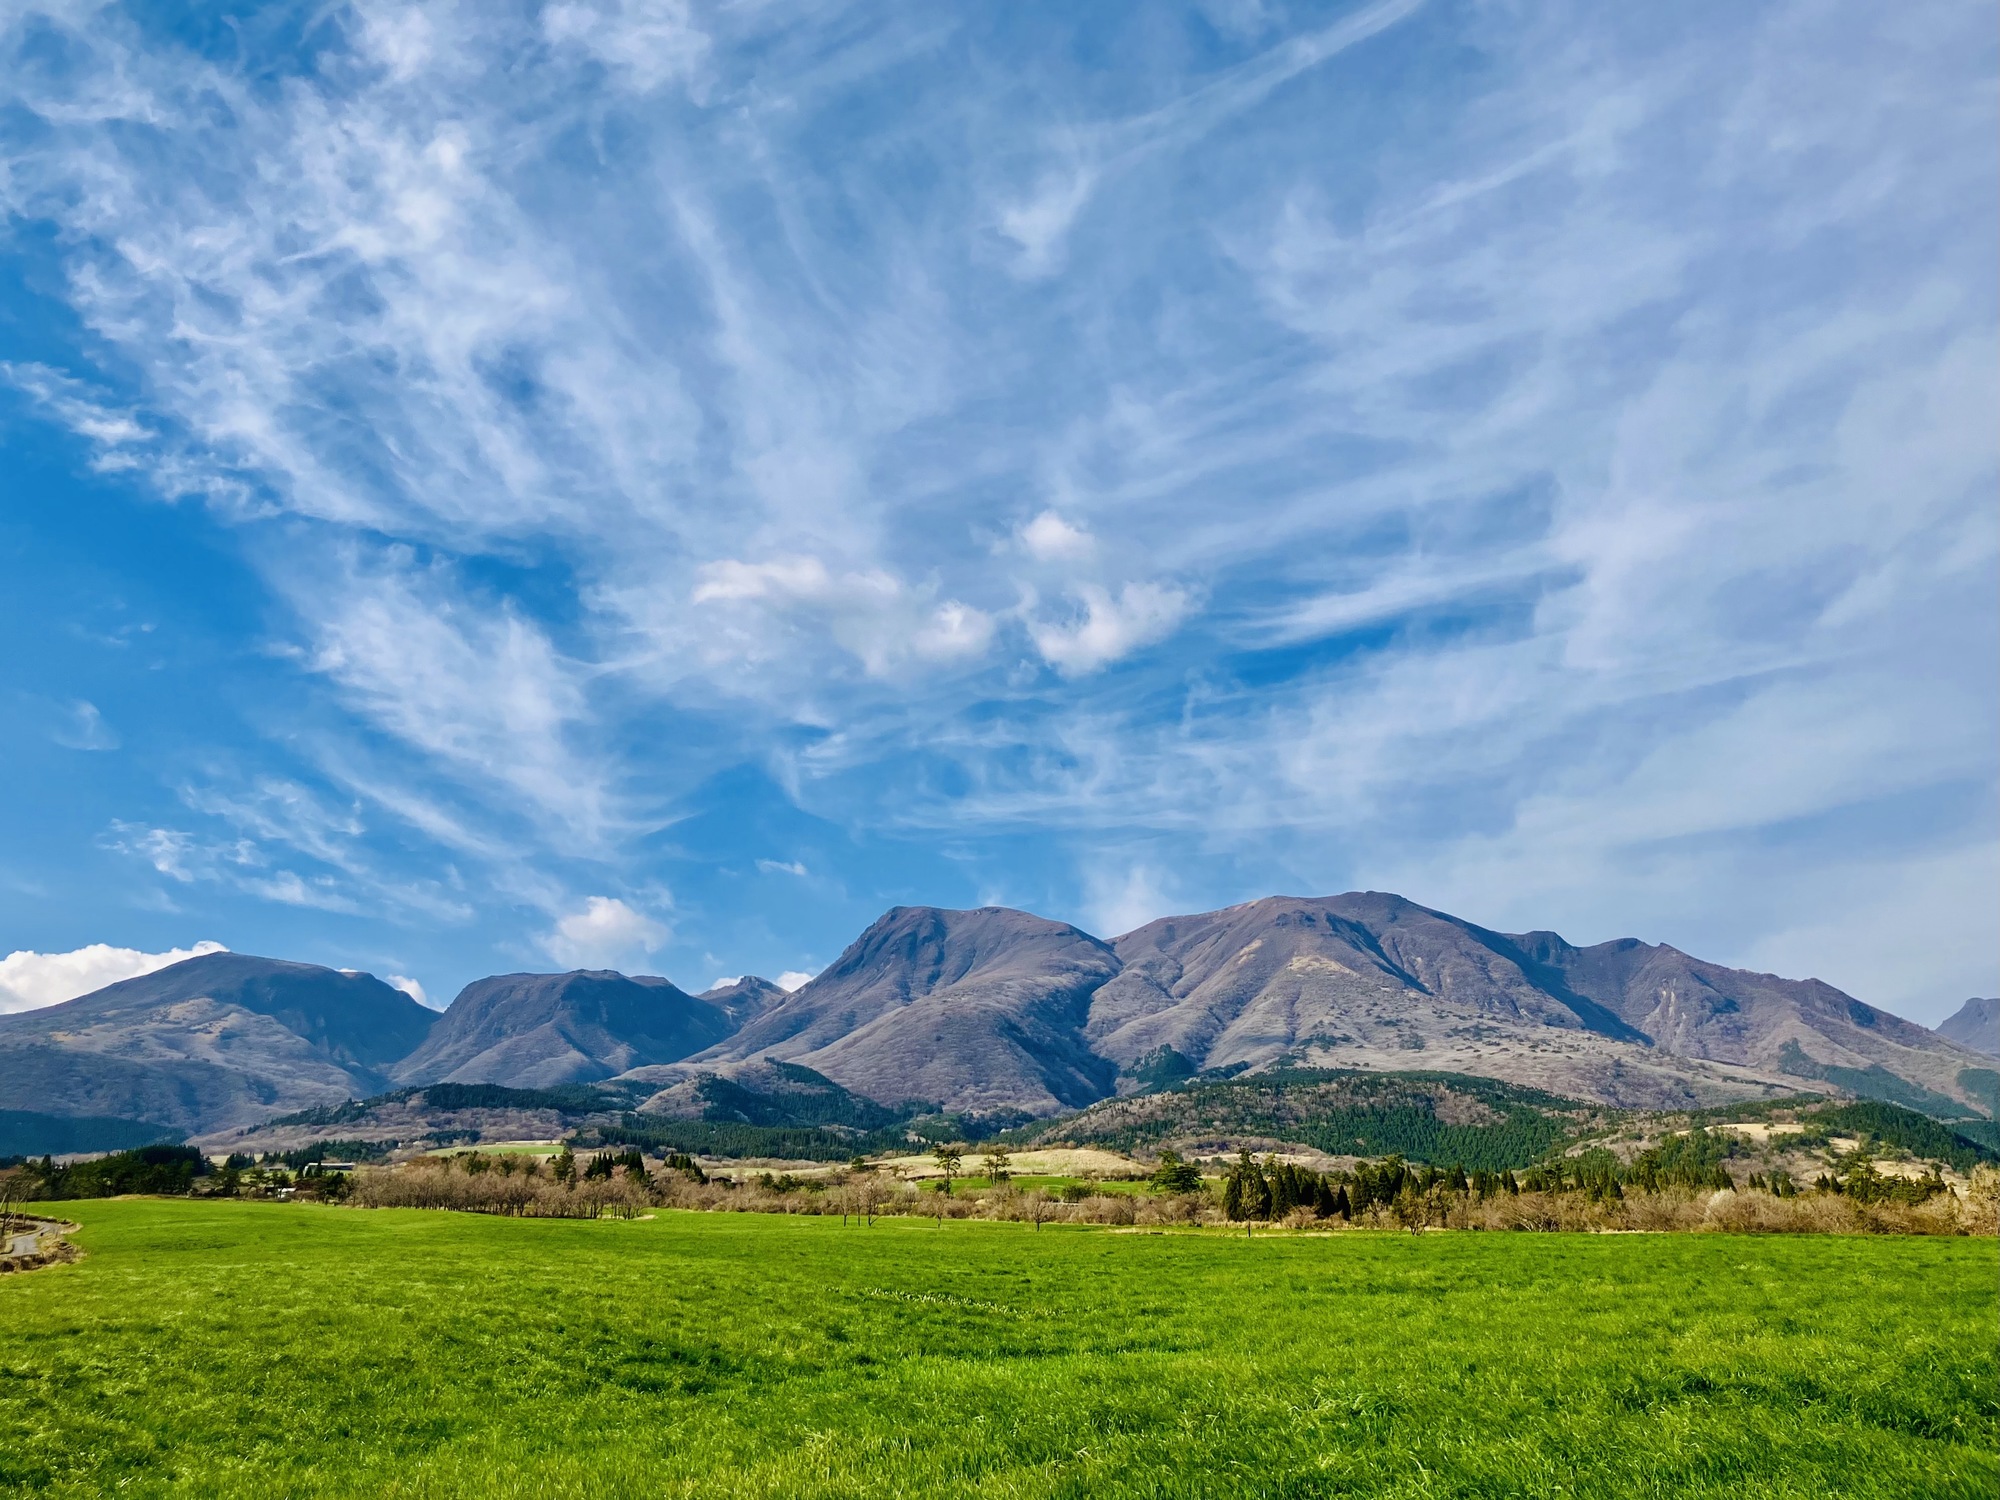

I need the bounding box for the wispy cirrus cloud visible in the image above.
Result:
[0,1,1990,1015]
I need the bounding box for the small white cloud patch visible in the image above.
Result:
[51,700,120,751]
[755,858,808,877]
[387,974,432,1007]
[776,970,814,992]
[540,896,668,970]
[692,555,993,676]
[1019,511,1095,562]
[1029,582,1191,676]
[0,940,227,1015]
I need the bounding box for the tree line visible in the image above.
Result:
[1191,1122,1958,1223]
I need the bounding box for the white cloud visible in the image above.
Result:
[1029,582,1192,676]
[776,970,815,992]
[542,0,710,94]
[299,556,604,840]
[106,776,475,924]
[49,699,119,751]
[755,859,808,877]
[0,0,1991,1022]
[0,941,227,1015]
[1080,861,1181,940]
[708,975,741,990]
[690,555,995,678]
[997,165,1098,278]
[1019,511,1095,562]
[540,896,669,970]
[995,0,1422,275]
[1,363,150,460]
[386,974,434,1008]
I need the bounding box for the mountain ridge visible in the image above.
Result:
[391,971,735,1090]
[0,953,436,1134]
[3,894,1991,1148]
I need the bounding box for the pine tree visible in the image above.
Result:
[1151,1150,1203,1195]
[932,1144,963,1196]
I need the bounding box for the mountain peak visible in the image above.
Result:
[694,902,1121,1114]
[392,970,733,1090]
[0,952,437,1134]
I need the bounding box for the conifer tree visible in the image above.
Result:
[932,1144,963,1196]
[1151,1150,1203,1195]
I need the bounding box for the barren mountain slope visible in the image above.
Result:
[698,976,787,1029]
[393,971,734,1089]
[692,906,1121,1114]
[1507,934,1997,1115]
[1088,894,1979,1113]
[0,952,437,1133]
[1935,998,1999,1058]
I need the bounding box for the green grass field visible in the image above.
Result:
[1,1202,1992,1498]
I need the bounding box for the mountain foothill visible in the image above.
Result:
[3,894,1994,1152]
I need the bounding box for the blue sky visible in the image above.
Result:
[1,0,1994,1020]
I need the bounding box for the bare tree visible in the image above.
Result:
[981,1145,1012,1185]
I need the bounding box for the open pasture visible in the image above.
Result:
[0,1201,1992,1498]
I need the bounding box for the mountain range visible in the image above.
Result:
[3,893,1994,1149]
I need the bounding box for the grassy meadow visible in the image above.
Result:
[0,1201,1992,1499]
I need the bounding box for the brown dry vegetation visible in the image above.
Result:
[346,1154,2000,1235]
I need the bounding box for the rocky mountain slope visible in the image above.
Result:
[6,893,1990,1148]
[689,906,1121,1115]
[391,971,736,1090]
[697,976,788,1029]
[0,952,435,1134]
[1936,998,1998,1058]
[1089,894,1995,1115]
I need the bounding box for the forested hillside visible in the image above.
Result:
[1024,1070,1604,1171]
